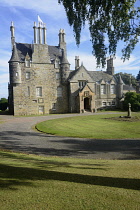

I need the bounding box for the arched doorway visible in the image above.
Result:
[84,97,90,111]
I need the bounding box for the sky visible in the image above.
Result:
[0,0,140,99]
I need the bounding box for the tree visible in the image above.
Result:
[0,98,8,111]
[115,72,136,86]
[58,0,140,67]
[124,92,140,111]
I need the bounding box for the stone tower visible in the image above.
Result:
[106,57,114,75]
[60,48,70,84]
[117,74,124,99]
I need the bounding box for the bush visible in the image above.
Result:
[0,98,8,111]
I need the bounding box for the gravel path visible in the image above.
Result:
[0,112,140,159]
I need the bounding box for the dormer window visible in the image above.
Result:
[25,60,30,67]
[79,80,87,89]
[25,53,31,67]
[55,59,60,68]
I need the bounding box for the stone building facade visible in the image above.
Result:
[9,21,125,115]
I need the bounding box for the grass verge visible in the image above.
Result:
[0,150,140,210]
[36,113,140,139]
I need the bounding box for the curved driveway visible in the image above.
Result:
[0,112,140,159]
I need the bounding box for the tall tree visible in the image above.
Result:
[58,0,140,67]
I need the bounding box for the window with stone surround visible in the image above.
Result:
[25,60,30,67]
[112,101,116,106]
[56,72,60,80]
[26,72,30,79]
[110,84,115,94]
[57,87,62,97]
[101,84,106,94]
[78,80,87,89]
[102,101,106,106]
[36,87,42,97]
[52,103,56,110]
[27,86,30,97]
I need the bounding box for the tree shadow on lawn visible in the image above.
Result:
[0,131,140,160]
[0,163,140,191]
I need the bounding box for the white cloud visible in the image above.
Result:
[68,51,98,71]
[114,55,140,76]
[2,0,65,19]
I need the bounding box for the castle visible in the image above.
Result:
[8,21,125,115]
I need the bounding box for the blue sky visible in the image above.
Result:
[0,0,140,99]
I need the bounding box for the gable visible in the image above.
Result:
[69,65,93,83]
[80,84,93,93]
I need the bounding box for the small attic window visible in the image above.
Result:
[55,59,60,68]
[25,53,31,67]
[79,80,87,89]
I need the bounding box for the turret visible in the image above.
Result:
[117,74,124,98]
[107,57,114,75]
[9,44,21,85]
[59,29,66,51]
[60,48,70,84]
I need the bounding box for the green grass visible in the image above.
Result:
[0,150,140,210]
[36,113,140,139]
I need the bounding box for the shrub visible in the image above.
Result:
[0,98,8,111]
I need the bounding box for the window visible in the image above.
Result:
[38,106,44,114]
[27,86,30,97]
[26,72,30,79]
[101,84,106,94]
[52,103,56,110]
[15,72,18,77]
[111,84,115,94]
[36,87,42,97]
[25,60,30,67]
[112,101,115,106]
[56,72,60,80]
[57,87,62,97]
[107,102,111,106]
[79,80,87,89]
[102,102,106,106]
[55,60,59,68]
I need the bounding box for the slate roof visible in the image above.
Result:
[88,71,114,82]
[68,66,115,83]
[123,85,136,91]
[9,43,63,62]
[16,43,32,62]
[48,45,62,60]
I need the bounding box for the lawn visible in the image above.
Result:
[36,113,140,139]
[0,150,140,210]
